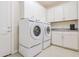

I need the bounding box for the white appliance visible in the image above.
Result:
[42,22,51,49]
[19,18,43,57]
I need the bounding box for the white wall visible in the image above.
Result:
[78,1,79,30]
[19,1,24,19]
[11,2,20,54]
[20,1,46,22]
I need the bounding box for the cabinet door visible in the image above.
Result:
[54,6,64,21]
[63,32,78,49]
[52,31,63,46]
[63,2,77,20]
[47,8,55,22]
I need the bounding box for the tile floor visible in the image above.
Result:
[7,46,79,57]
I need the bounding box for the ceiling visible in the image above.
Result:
[37,1,68,9]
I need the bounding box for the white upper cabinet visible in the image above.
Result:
[47,5,64,22]
[47,8,55,22]
[54,6,64,21]
[63,2,78,20]
[47,2,78,22]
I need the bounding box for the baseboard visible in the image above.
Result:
[52,44,79,52]
[11,50,18,54]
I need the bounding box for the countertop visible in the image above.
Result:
[51,28,79,32]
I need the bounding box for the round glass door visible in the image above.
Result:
[47,26,50,34]
[33,26,41,36]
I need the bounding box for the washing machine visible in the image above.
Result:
[42,22,51,49]
[19,18,43,57]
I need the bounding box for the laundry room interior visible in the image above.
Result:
[0,1,79,57]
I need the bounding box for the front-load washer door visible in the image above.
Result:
[33,26,41,37]
[45,25,51,37]
[31,22,42,40]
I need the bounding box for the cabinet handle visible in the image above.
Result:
[7,31,11,32]
[8,27,11,29]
